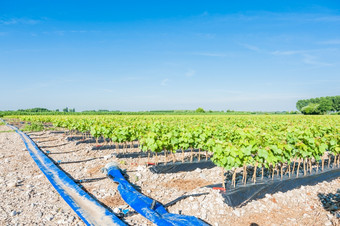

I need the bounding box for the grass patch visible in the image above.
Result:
[0,130,14,133]
[22,122,44,132]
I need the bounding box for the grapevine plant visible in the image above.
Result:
[8,114,340,188]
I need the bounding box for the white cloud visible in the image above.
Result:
[100,89,113,93]
[191,52,226,57]
[200,11,209,17]
[70,30,87,33]
[242,43,334,67]
[0,18,40,25]
[43,30,94,36]
[122,76,146,81]
[302,54,333,67]
[319,39,340,45]
[185,69,195,77]
[270,48,336,56]
[240,43,261,52]
[195,33,215,39]
[161,78,169,86]
[313,16,340,22]
[271,50,307,56]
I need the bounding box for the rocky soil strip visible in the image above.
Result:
[0,126,84,225]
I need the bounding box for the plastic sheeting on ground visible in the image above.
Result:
[8,124,126,226]
[210,167,340,208]
[149,160,216,174]
[105,162,209,226]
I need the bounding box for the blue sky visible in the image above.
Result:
[0,1,339,111]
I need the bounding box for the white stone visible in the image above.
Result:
[325,221,332,226]
[195,168,202,173]
[216,198,224,205]
[45,214,54,221]
[136,165,146,171]
[68,216,75,222]
[199,174,207,180]
[36,212,43,218]
[7,182,17,188]
[192,203,199,210]
[104,155,111,160]
[35,174,44,179]
[233,209,240,217]
[327,214,333,220]
[113,208,120,214]
[265,194,272,198]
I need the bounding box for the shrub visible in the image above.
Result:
[195,107,205,113]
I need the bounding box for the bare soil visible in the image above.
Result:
[0,127,84,225]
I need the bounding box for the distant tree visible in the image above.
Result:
[301,103,321,115]
[296,95,340,114]
[17,108,51,112]
[296,99,310,111]
[55,109,59,112]
[332,96,340,112]
[63,107,69,112]
[195,107,205,113]
[318,98,333,113]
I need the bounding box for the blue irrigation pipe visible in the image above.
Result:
[104,162,209,226]
[6,123,126,226]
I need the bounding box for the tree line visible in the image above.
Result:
[296,96,340,115]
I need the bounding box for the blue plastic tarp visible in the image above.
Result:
[105,162,209,226]
[8,124,126,226]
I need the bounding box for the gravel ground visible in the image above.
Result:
[0,123,339,225]
[0,126,84,225]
